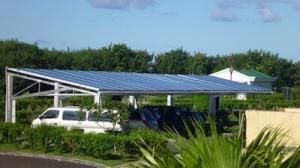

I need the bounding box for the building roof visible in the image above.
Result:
[7,68,272,95]
[237,69,273,79]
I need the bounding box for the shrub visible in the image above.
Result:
[23,127,38,149]
[0,122,24,145]
[51,127,68,153]
[35,125,53,152]
[61,132,83,154]
[7,124,24,148]
[79,133,95,156]
[33,125,67,152]
[125,129,167,158]
[0,122,11,143]
[129,129,166,146]
[91,134,115,159]
[0,122,167,160]
[59,132,73,153]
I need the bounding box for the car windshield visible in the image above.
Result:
[141,110,155,121]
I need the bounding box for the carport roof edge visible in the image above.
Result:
[7,68,272,95]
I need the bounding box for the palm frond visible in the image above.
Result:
[137,119,300,168]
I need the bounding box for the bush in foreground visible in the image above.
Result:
[136,120,300,168]
[0,122,166,160]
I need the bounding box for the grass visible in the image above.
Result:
[0,143,128,167]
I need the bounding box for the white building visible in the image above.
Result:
[210,68,276,100]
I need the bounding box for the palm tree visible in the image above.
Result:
[135,120,300,168]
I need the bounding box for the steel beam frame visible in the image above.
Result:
[4,67,99,123]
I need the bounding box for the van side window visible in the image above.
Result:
[42,110,59,119]
[63,111,86,121]
[88,112,98,121]
[88,112,111,122]
[101,112,111,122]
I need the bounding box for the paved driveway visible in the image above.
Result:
[0,153,100,168]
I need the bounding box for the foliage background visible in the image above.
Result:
[0,39,300,124]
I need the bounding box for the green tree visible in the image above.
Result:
[294,62,300,86]
[155,48,190,74]
[186,52,207,75]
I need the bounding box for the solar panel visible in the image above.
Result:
[8,68,271,94]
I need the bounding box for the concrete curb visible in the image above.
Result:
[0,152,107,168]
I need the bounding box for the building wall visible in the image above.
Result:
[252,81,273,89]
[210,69,252,84]
[211,69,273,89]
[246,109,300,147]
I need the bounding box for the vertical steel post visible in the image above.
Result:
[209,95,215,117]
[209,95,219,118]
[5,67,13,122]
[129,95,137,109]
[94,92,101,105]
[54,82,60,107]
[12,99,16,123]
[167,95,174,106]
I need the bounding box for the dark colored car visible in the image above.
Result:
[123,109,159,131]
[142,106,205,135]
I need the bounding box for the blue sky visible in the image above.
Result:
[0,0,299,61]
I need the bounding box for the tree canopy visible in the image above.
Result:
[0,39,299,96]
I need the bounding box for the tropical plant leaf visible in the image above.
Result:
[137,119,300,168]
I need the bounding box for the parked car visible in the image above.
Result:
[123,109,159,131]
[142,106,205,135]
[138,108,159,130]
[31,107,122,133]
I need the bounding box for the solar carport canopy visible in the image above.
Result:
[8,68,271,95]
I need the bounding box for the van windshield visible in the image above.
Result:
[41,110,59,119]
[42,110,59,119]
[62,110,86,121]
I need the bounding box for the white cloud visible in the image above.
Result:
[134,0,156,9]
[211,8,239,21]
[294,3,300,11]
[212,0,300,22]
[258,7,281,22]
[148,11,178,17]
[87,0,156,10]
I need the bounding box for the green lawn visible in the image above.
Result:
[0,143,129,167]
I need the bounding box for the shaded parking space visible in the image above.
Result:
[0,153,99,168]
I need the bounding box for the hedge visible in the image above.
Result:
[0,122,167,160]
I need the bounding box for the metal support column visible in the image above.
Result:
[129,95,137,109]
[209,95,219,117]
[94,92,101,105]
[5,68,13,122]
[59,99,63,107]
[167,95,174,106]
[54,82,60,107]
[12,99,16,123]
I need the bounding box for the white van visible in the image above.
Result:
[31,107,122,133]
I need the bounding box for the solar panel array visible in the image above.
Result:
[10,68,271,94]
